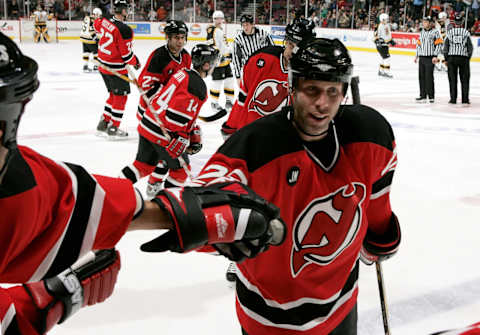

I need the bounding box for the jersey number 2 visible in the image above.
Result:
[99,28,113,55]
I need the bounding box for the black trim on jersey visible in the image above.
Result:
[111,17,133,40]
[236,262,359,326]
[166,110,190,125]
[238,91,247,104]
[141,114,167,136]
[147,46,186,73]
[44,163,96,279]
[4,314,20,335]
[186,69,207,101]
[372,170,394,195]
[0,148,36,198]
[335,104,395,151]
[248,45,283,66]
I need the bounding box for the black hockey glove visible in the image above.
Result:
[186,125,202,155]
[141,182,286,262]
[133,55,141,70]
[360,213,401,265]
[24,249,120,334]
[375,38,385,46]
[389,39,396,46]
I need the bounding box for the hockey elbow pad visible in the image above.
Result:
[24,249,121,333]
[141,182,286,259]
[360,213,401,265]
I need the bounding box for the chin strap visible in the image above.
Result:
[0,148,13,184]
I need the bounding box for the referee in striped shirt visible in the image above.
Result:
[415,16,442,103]
[443,15,473,105]
[232,14,274,84]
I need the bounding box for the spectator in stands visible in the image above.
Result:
[156,5,167,21]
[148,8,157,21]
[8,0,20,18]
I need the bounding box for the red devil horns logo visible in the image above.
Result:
[290,183,366,277]
[248,79,290,116]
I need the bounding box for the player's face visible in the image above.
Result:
[167,34,186,55]
[292,79,344,141]
[214,17,223,26]
[422,20,430,29]
[242,22,254,34]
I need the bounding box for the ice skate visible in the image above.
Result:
[96,117,109,137]
[146,181,163,198]
[106,124,128,140]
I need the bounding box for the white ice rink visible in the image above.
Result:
[14,39,480,335]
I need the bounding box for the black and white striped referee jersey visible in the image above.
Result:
[232,27,274,79]
[416,28,443,56]
[443,27,473,57]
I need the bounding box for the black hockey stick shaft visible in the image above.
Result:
[376,261,391,335]
[350,76,361,104]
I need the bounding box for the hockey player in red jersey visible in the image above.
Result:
[121,44,219,197]
[0,33,285,335]
[94,0,141,139]
[221,18,315,140]
[192,38,401,334]
[135,20,191,196]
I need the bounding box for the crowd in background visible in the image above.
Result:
[4,0,480,35]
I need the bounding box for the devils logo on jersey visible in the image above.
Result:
[248,79,290,116]
[290,183,366,277]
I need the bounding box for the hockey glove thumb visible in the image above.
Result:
[24,249,120,334]
[186,125,202,155]
[360,213,401,265]
[140,182,286,260]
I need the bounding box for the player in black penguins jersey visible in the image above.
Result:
[192,38,401,335]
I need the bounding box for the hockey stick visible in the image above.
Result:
[376,261,392,335]
[198,108,228,122]
[350,76,361,105]
[93,60,136,84]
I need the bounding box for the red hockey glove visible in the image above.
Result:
[166,132,190,158]
[187,125,202,155]
[24,249,120,334]
[141,182,286,262]
[360,213,401,265]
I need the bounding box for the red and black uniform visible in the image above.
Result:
[0,146,140,335]
[122,68,207,187]
[136,45,191,121]
[224,46,290,133]
[94,17,139,127]
[194,105,397,334]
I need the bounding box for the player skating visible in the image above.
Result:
[194,37,401,334]
[80,7,102,72]
[221,18,315,140]
[135,20,191,196]
[207,10,235,115]
[94,0,141,139]
[374,13,395,78]
[120,44,219,197]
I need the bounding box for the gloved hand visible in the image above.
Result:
[360,213,401,265]
[166,132,190,158]
[187,125,202,155]
[24,249,121,334]
[141,182,287,262]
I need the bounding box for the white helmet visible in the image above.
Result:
[93,7,102,17]
[438,11,447,20]
[379,13,389,22]
[212,10,224,20]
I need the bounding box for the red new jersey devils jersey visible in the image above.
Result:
[138,68,207,146]
[94,17,138,75]
[193,105,398,334]
[0,146,138,335]
[137,45,191,120]
[227,46,290,130]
